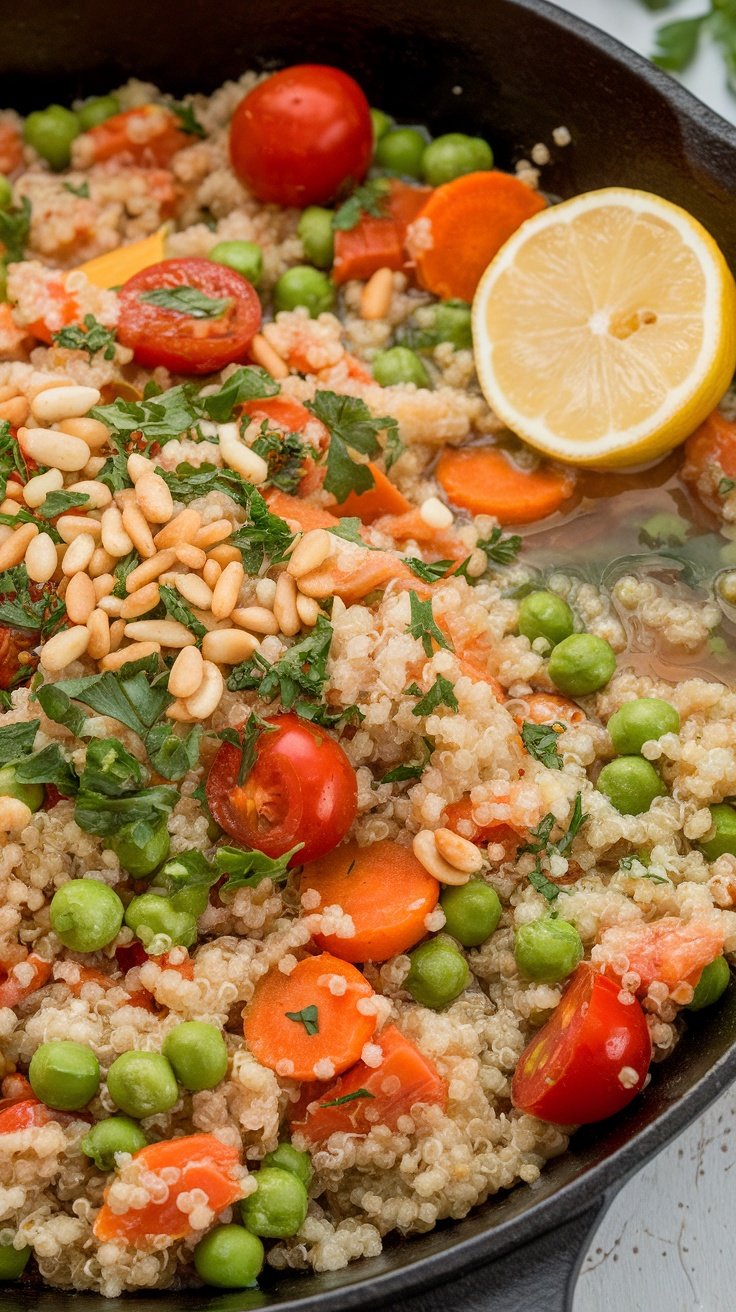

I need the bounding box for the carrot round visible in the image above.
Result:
[412,171,547,302]
[436,445,575,524]
[93,1133,243,1243]
[243,952,377,1081]
[332,464,412,522]
[301,839,438,964]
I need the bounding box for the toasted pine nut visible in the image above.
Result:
[31,384,101,423]
[108,618,126,652]
[87,609,111,660]
[218,421,269,484]
[135,472,174,524]
[0,396,30,426]
[211,560,244,620]
[56,515,102,544]
[0,385,15,403]
[287,528,332,579]
[101,506,134,557]
[121,501,156,558]
[419,496,453,530]
[273,571,300,636]
[360,267,394,320]
[295,593,320,627]
[67,480,113,509]
[0,499,20,516]
[194,519,231,550]
[125,549,177,593]
[202,628,259,664]
[40,624,90,672]
[174,574,213,610]
[124,619,196,648]
[58,417,110,450]
[98,595,124,617]
[434,828,484,874]
[166,700,198,723]
[207,543,241,568]
[255,578,277,608]
[174,543,207,569]
[56,576,69,600]
[154,508,202,550]
[100,640,161,671]
[127,453,155,484]
[412,830,470,886]
[4,481,24,504]
[93,573,115,600]
[19,426,91,472]
[0,797,32,832]
[0,522,38,570]
[25,532,58,584]
[250,332,289,379]
[231,605,279,635]
[168,645,205,699]
[88,547,118,579]
[61,533,96,577]
[185,660,224,719]
[119,582,160,620]
[82,457,106,479]
[65,572,96,624]
[0,526,12,547]
[202,559,221,589]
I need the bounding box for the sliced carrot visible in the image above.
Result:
[22,285,81,346]
[293,1025,448,1143]
[241,395,327,445]
[265,489,340,533]
[301,839,438,964]
[342,352,374,384]
[333,180,432,285]
[444,797,520,851]
[514,692,585,727]
[332,464,412,523]
[411,170,547,302]
[682,410,736,515]
[0,953,52,1008]
[94,1133,243,1244]
[82,106,189,167]
[243,952,377,1081]
[67,966,113,995]
[436,446,576,525]
[596,918,725,992]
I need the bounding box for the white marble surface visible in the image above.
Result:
[551,13,736,1310]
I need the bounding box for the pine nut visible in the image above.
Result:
[98,595,124,616]
[255,578,277,607]
[175,574,213,610]
[135,472,174,524]
[0,526,12,548]
[154,508,201,550]
[419,496,453,530]
[0,522,38,570]
[3,482,23,504]
[108,619,126,652]
[93,573,115,600]
[218,421,269,483]
[174,543,207,570]
[22,468,64,509]
[101,506,134,557]
[168,645,205,699]
[58,417,110,451]
[40,624,90,671]
[25,532,58,583]
[100,641,160,671]
[361,267,394,320]
[0,797,32,832]
[87,609,111,660]
[207,543,241,568]
[65,572,96,624]
[295,593,320,627]
[82,457,106,479]
[273,571,300,636]
[125,550,177,593]
[56,576,69,600]
[200,559,221,592]
[88,547,117,578]
[31,384,101,423]
[124,619,196,648]
[121,501,156,558]
[185,660,224,719]
[434,827,484,874]
[0,396,29,426]
[287,528,332,579]
[231,606,279,635]
[0,499,20,516]
[194,519,231,550]
[412,830,470,886]
[211,561,244,619]
[250,332,289,379]
[61,533,96,577]
[67,480,113,509]
[19,426,90,472]
[166,700,197,723]
[127,453,155,484]
[56,515,102,544]
[202,628,259,664]
[119,582,160,620]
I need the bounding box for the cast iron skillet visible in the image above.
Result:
[2,1,736,1308]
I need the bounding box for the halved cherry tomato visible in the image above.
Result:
[206,712,357,864]
[229,65,372,207]
[117,257,261,375]
[511,964,651,1125]
[0,623,39,689]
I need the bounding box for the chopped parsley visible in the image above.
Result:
[521,721,564,769]
[158,466,293,570]
[0,421,26,501]
[166,99,206,138]
[332,178,391,231]
[252,424,310,494]
[215,841,304,893]
[528,868,561,903]
[406,591,452,657]
[719,476,736,498]
[285,1004,319,1036]
[0,565,64,635]
[38,491,90,519]
[408,674,458,716]
[52,314,116,361]
[306,391,401,503]
[327,518,376,550]
[518,792,587,896]
[0,719,39,764]
[139,285,233,319]
[217,710,274,787]
[63,180,90,198]
[159,584,207,643]
[228,616,334,713]
[320,1088,375,1107]
[477,527,523,566]
[0,196,31,266]
[380,737,433,784]
[200,367,279,423]
[405,557,467,584]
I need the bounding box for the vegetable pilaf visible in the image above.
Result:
[0,64,735,1295]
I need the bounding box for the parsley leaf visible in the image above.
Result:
[285,1004,319,1035]
[38,491,90,519]
[228,617,333,710]
[528,867,561,902]
[409,674,458,716]
[406,591,452,657]
[306,391,401,503]
[521,721,564,769]
[139,285,232,319]
[405,557,464,583]
[157,463,294,574]
[652,14,706,71]
[252,424,310,494]
[720,476,736,497]
[166,99,206,138]
[320,1088,375,1107]
[0,565,49,631]
[146,722,202,781]
[75,783,177,845]
[380,737,433,783]
[52,314,116,361]
[332,178,391,231]
[15,743,78,795]
[159,584,207,642]
[63,180,90,198]
[216,842,304,893]
[80,737,147,796]
[0,719,39,764]
[0,422,26,501]
[35,684,89,738]
[112,552,140,598]
[556,793,585,856]
[327,518,376,550]
[92,385,200,445]
[478,527,522,566]
[0,196,31,265]
[220,710,275,788]
[202,367,279,423]
[518,792,586,895]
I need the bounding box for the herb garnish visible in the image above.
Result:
[0,422,26,501]
[159,584,207,642]
[228,616,334,713]
[252,424,310,494]
[306,391,402,502]
[407,674,458,716]
[478,527,523,566]
[332,178,391,231]
[63,180,90,198]
[52,314,116,361]
[166,99,206,138]
[320,1088,375,1107]
[380,737,433,784]
[0,565,64,635]
[215,842,304,893]
[285,1004,319,1035]
[406,591,452,657]
[405,557,464,583]
[0,196,31,266]
[518,792,587,899]
[521,721,564,769]
[719,476,736,497]
[139,285,232,319]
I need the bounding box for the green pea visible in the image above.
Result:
[440,881,502,947]
[110,820,170,879]
[0,176,12,209]
[194,1223,264,1288]
[548,632,617,696]
[124,892,197,951]
[374,127,426,179]
[596,756,665,815]
[0,764,44,813]
[430,299,472,350]
[607,697,680,755]
[698,803,736,862]
[81,1115,148,1170]
[23,105,80,171]
[517,591,574,648]
[29,1040,100,1111]
[640,512,688,547]
[405,938,469,1009]
[240,1166,308,1239]
[209,240,263,285]
[514,917,583,983]
[50,879,124,953]
[422,132,494,186]
[687,956,730,1011]
[373,346,430,388]
[106,1050,179,1119]
[77,94,120,132]
[162,1021,228,1091]
[297,207,334,270]
[273,266,334,317]
[0,264,7,303]
[370,108,392,144]
[262,1142,313,1190]
[0,1243,30,1280]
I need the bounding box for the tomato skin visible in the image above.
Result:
[117,257,261,375]
[206,712,358,864]
[0,623,39,689]
[511,964,651,1125]
[229,65,372,207]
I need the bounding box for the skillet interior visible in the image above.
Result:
[3,0,736,1305]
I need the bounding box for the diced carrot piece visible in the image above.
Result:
[0,953,52,1008]
[23,285,81,345]
[373,506,467,558]
[342,353,373,384]
[332,464,412,523]
[297,545,413,606]
[437,446,575,525]
[82,106,189,167]
[456,655,505,701]
[514,692,585,727]
[333,181,432,285]
[67,966,113,995]
[444,797,520,850]
[596,918,726,992]
[682,410,736,515]
[265,489,340,533]
[0,121,23,175]
[241,395,325,443]
[0,1098,55,1132]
